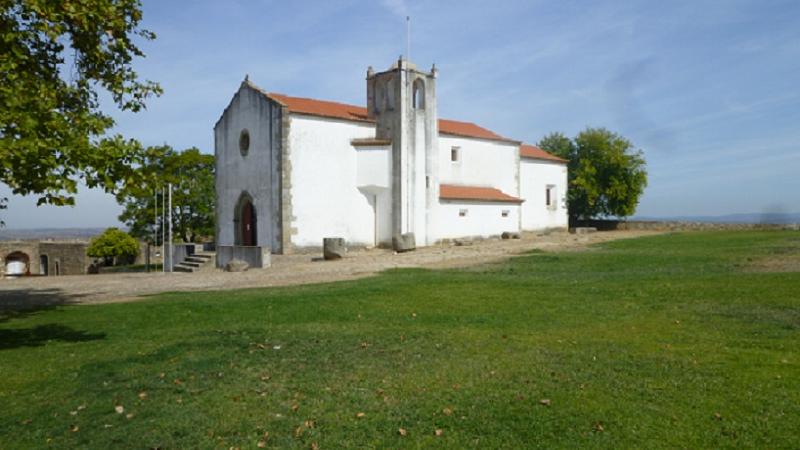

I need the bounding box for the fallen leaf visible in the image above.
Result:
[356,412,366,418]
[714,412,722,421]
[77,404,86,411]
[304,420,315,428]
[539,399,551,406]
[173,379,183,385]
[398,428,407,436]
[360,342,369,349]
[257,441,267,448]
[138,391,148,400]
[158,372,165,379]
[292,404,299,412]
[593,422,604,432]
[69,410,78,416]
[294,426,305,437]
[115,405,124,414]
[70,425,79,432]
[126,413,134,419]
[434,429,444,436]
[442,407,453,416]
[411,313,417,318]
[310,443,319,450]
[21,419,32,425]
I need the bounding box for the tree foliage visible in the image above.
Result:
[0,0,161,208]
[87,227,139,263]
[539,128,647,221]
[117,146,215,243]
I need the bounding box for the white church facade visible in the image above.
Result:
[214,59,567,265]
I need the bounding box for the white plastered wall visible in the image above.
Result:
[431,135,521,241]
[288,115,391,247]
[438,135,519,196]
[520,159,568,230]
[434,201,520,241]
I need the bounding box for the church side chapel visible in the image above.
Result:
[214,59,567,268]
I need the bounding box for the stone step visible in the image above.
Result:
[173,263,195,273]
[184,256,210,264]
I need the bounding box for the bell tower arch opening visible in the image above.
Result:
[412,78,425,109]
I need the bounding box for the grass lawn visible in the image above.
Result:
[1,231,798,448]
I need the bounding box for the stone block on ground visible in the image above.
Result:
[323,237,346,260]
[569,227,597,235]
[501,231,521,240]
[225,259,249,272]
[392,233,416,253]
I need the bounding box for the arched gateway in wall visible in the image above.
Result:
[5,251,30,276]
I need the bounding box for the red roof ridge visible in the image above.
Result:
[520,144,567,163]
[258,90,519,144]
[439,184,523,204]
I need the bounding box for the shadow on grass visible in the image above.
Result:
[0,323,105,350]
[0,288,104,350]
[0,287,87,316]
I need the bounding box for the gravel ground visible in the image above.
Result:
[0,230,662,308]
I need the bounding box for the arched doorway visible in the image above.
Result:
[5,251,30,276]
[234,193,257,246]
[40,254,49,275]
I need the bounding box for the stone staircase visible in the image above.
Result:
[174,251,215,273]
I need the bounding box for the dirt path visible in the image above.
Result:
[0,230,662,308]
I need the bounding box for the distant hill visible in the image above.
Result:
[632,212,800,225]
[0,228,107,241]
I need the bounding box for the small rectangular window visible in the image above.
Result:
[546,185,557,210]
[501,210,510,218]
[459,209,468,217]
[451,146,460,163]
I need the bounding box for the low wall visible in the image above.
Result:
[168,243,204,271]
[216,245,271,269]
[573,219,800,232]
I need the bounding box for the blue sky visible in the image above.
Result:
[2,0,799,228]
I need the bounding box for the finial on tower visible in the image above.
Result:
[244,74,249,82]
[367,66,374,78]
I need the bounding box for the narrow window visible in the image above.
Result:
[546,185,557,210]
[451,146,460,163]
[459,209,468,217]
[501,210,510,218]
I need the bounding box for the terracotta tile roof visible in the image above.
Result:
[520,144,568,163]
[266,91,518,144]
[268,93,372,122]
[439,184,523,204]
[438,119,518,143]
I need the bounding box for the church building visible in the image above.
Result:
[214,59,567,267]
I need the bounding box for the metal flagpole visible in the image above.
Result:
[168,183,173,273]
[162,187,166,273]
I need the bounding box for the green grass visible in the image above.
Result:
[1,231,799,448]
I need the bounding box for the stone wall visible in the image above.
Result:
[1,240,90,277]
[574,219,800,232]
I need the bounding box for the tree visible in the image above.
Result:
[87,227,139,265]
[0,1,162,210]
[116,146,215,243]
[539,128,647,222]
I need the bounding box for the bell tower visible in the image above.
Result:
[366,58,439,245]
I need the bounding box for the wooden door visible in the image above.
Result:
[242,201,256,246]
